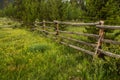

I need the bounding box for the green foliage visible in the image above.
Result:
[3,4,14,17]
[86,0,120,22]
[0,10,4,17]
[76,58,120,80]
[27,43,51,53]
[1,0,83,23]
[85,0,120,44]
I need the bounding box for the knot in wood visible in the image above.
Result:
[99,20,104,25]
[54,20,59,24]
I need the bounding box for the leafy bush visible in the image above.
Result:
[27,43,51,53]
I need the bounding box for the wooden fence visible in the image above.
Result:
[34,20,120,59]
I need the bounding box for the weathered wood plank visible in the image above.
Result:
[60,41,94,55]
[59,30,99,38]
[59,35,96,48]
[98,49,120,59]
[44,30,56,35]
[45,21,54,24]
[96,25,120,29]
[35,21,43,24]
[102,39,120,45]
[34,28,55,35]
[0,25,14,28]
[59,21,99,26]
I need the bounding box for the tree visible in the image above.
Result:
[2,0,83,22]
[84,0,120,53]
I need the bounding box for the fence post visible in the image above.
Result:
[42,20,46,31]
[95,20,105,58]
[54,20,59,35]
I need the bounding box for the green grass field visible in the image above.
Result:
[0,28,84,80]
[0,18,120,80]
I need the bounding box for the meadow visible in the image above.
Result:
[0,18,120,80]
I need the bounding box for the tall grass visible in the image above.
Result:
[0,18,120,80]
[0,28,78,80]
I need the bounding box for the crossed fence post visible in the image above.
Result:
[42,20,46,31]
[95,20,105,58]
[54,20,59,35]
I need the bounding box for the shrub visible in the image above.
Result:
[27,43,51,53]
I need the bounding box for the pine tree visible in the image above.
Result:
[85,0,120,43]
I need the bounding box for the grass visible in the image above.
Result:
[0,28,84,80]
[0,18,120,80]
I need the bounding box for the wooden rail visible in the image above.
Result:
[103,39,120,45]
[96,25,120,29]
[57,21,99,26]
[98,49,120,59]
[58,35,96,48]
[35,20,120,59]
[60,41,95,56]
[0,24,18,28]
[59,30,99,38]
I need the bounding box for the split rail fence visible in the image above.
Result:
[34,20,120,59]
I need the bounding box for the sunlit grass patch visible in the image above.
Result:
[0,28,78,80]
[27,43,51,53]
